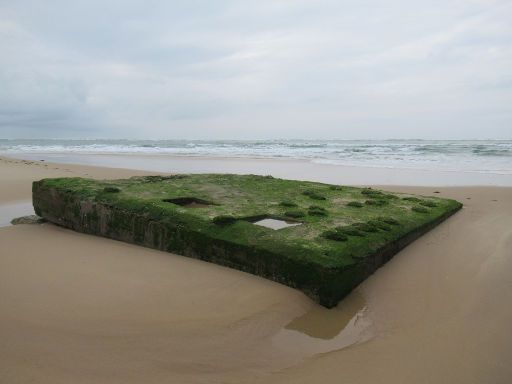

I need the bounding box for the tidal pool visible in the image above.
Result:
[0,201,34,228]
[273,291,374,355]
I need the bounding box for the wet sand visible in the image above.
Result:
[1,156,511,383]
[8,152,512,186]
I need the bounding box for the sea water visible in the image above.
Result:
[1,139,511,175]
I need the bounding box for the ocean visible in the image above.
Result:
[1,139,511,175]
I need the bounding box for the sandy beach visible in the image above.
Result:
[1,155,511,383]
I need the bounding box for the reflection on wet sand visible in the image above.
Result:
[273,291,373,355]
[0,200,34,227]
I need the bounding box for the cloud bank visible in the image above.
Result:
[0,0,511,139]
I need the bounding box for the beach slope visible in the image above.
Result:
[1,156,511,383]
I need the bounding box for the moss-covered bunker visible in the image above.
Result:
[32,174,462,307]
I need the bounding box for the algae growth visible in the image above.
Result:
[33,174,462,307]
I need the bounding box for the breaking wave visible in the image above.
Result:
[1,139,511,174]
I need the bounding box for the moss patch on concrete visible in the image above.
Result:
[32,174,462,307]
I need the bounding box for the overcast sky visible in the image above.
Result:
[0,0,511,139]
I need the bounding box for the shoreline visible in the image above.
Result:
[2,152,512,186]
[1,155,511,383]
[7,149,512,174]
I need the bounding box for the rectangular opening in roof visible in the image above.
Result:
[253,218,302,230]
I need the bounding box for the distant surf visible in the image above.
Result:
[1,139,511,175]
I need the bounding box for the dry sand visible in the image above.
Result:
[0,156,511,383]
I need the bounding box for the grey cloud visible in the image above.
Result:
[0,0,511,139]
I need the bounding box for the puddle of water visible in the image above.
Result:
[0,201,35,227]
[273,291,374,355]
[253,218,301,230]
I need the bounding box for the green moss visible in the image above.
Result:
[353,222,379,233]
[140,175,177,182]
[32,173,463,308]
[367,220,391,231]
[280,200,298,207]
[285,210,306,218]
[322,230,348,242]
[377,217,400,225]
[103,186,121,193]
[303,190,327,200]
[213,215,237,225]
[361,188,380,196]
[365,199,389,206]
[361,188,398,200]
[308,205,328,216]
[336,226,365,237]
